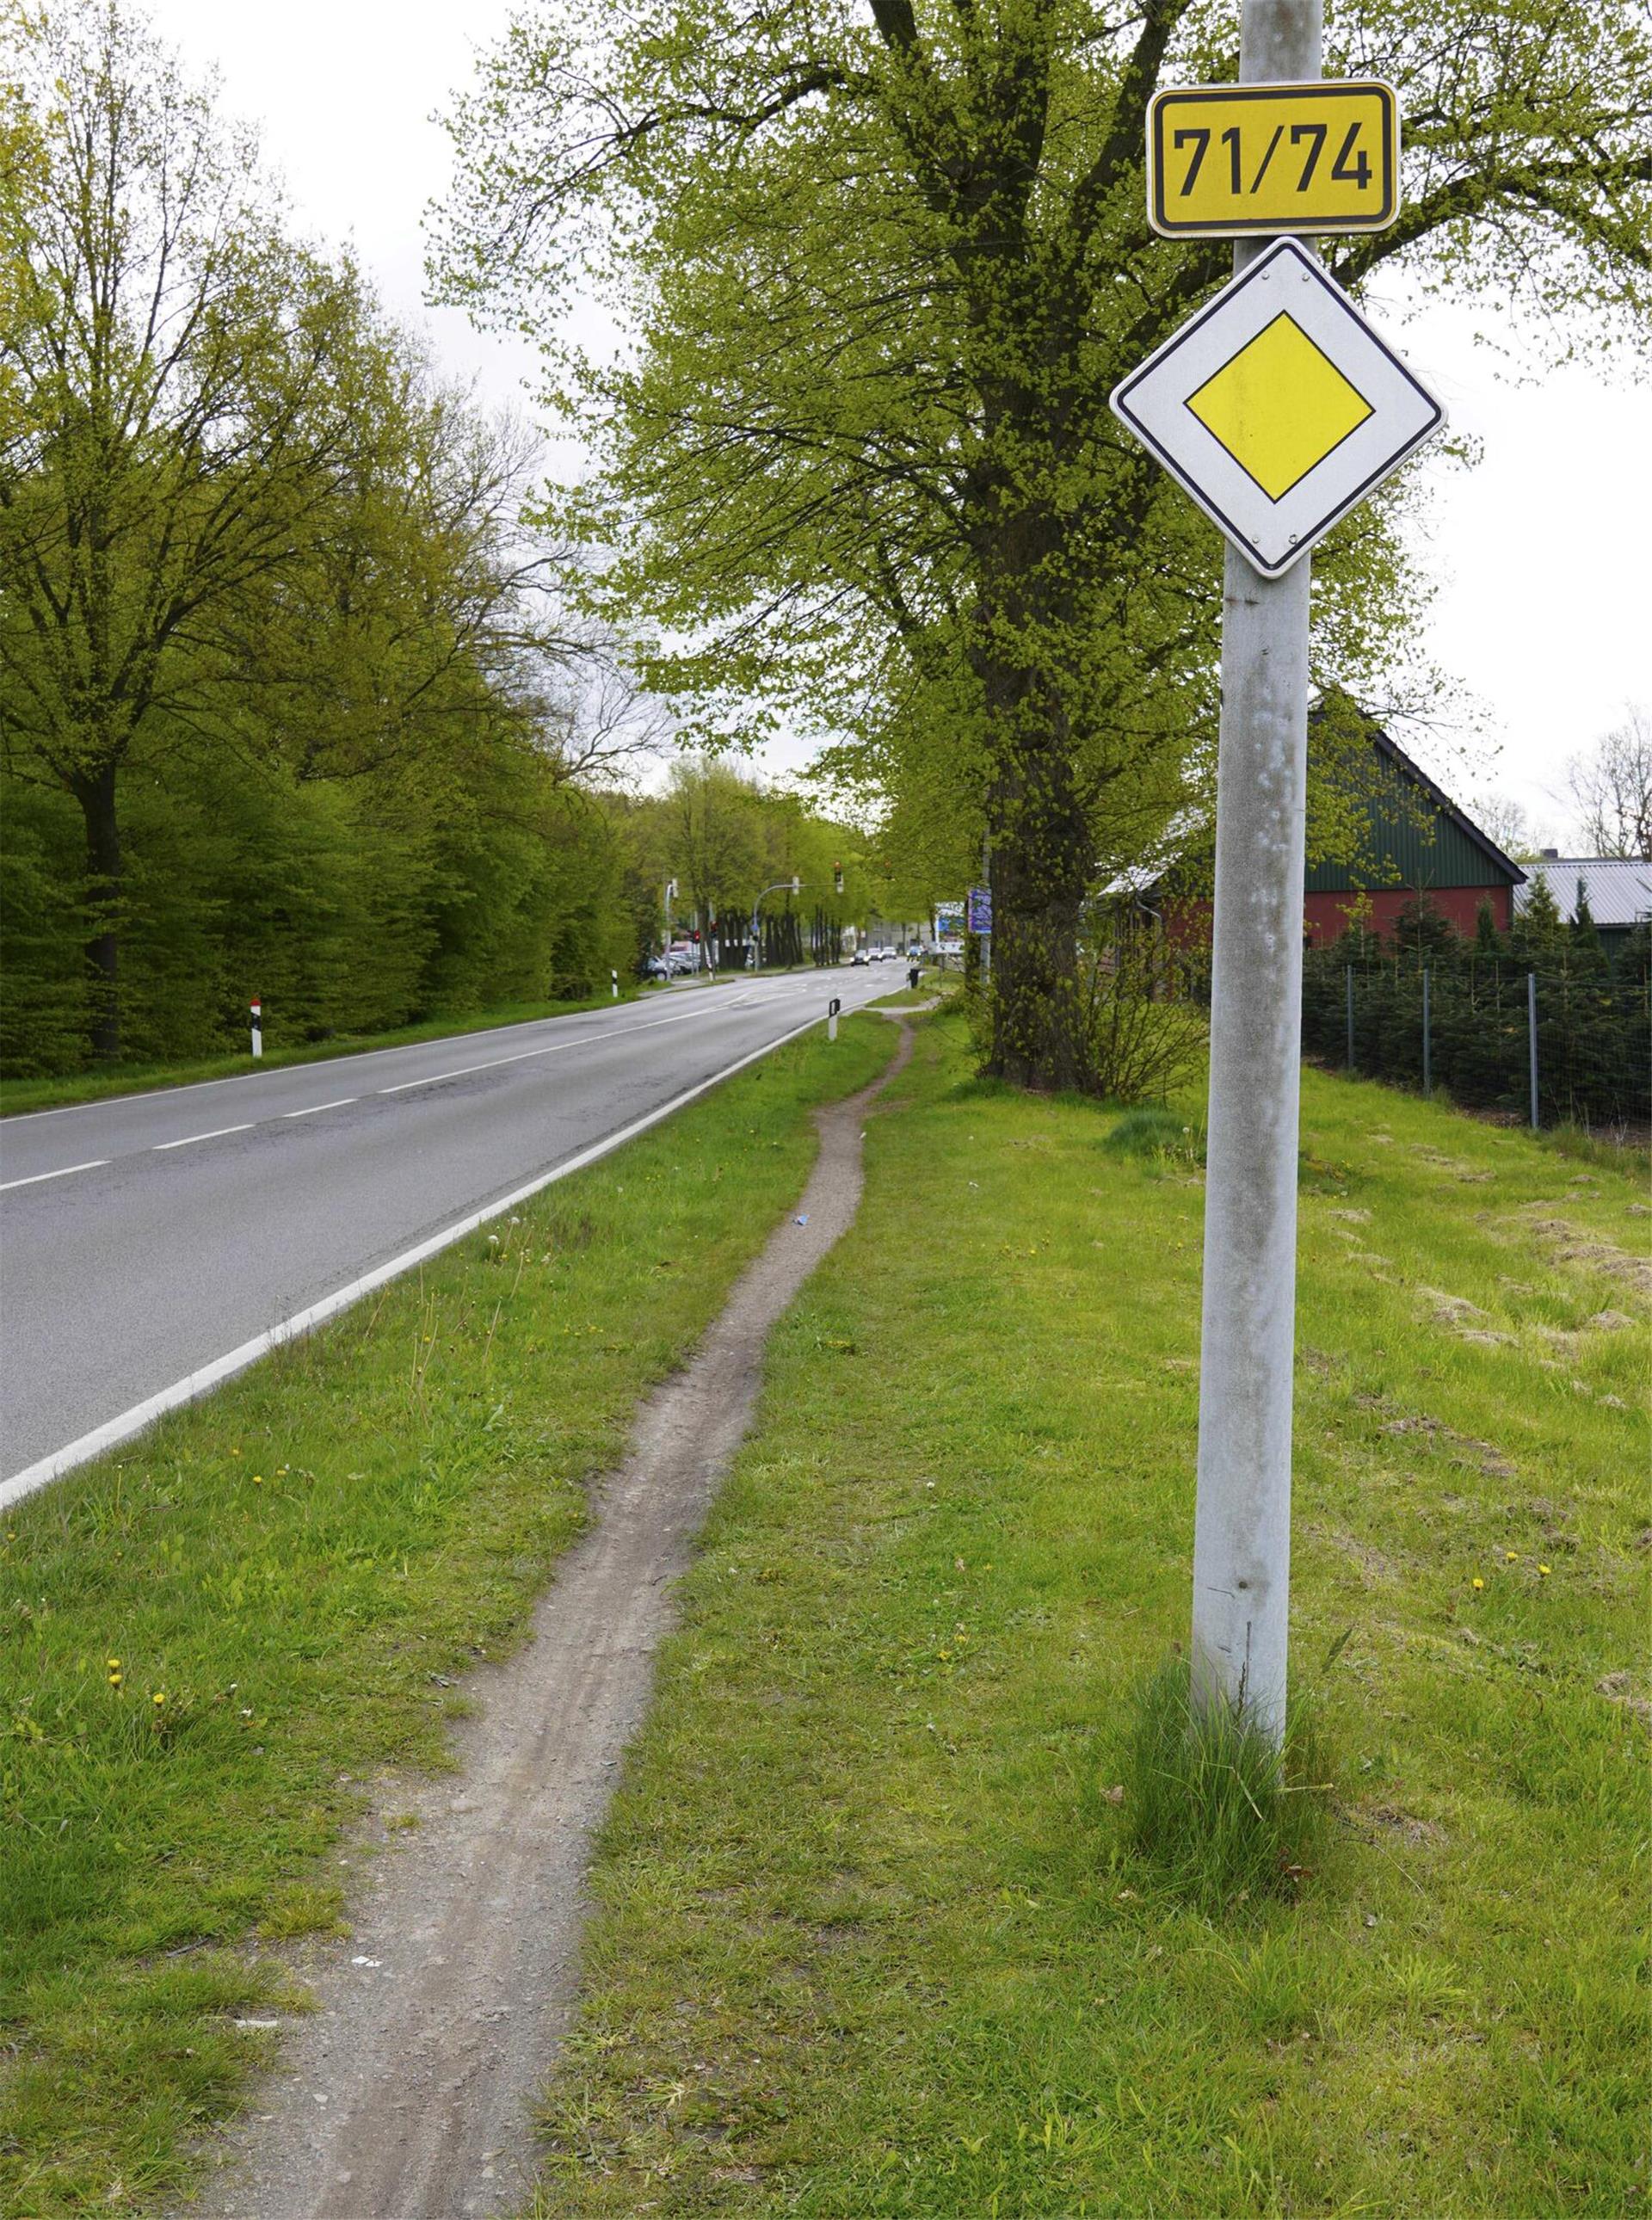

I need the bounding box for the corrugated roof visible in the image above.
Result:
[1515,859,1652,929]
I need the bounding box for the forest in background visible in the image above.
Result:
[0,5,903,1082]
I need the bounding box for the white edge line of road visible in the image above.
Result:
[0,1158,111,1193]
[0,1006,835,1515]
[0,977,754,1125]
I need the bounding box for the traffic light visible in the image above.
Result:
[833,860,843,894]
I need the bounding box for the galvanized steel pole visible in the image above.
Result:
[1346,964,1354,1070]
[1527,972,1540,1128]
[1189,0,1322,1746]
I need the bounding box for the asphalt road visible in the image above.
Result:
[0,970,895,1488]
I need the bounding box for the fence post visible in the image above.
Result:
[1527,971,1539,1129]
[1345,965,1354,1071]
[1421,965,1431,1097]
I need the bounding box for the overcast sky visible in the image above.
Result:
[143,0,1650,843]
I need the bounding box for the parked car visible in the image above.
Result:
[642,954,672,980]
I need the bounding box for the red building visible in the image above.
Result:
[1140,719,1526,949]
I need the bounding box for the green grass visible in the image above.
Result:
[1110,1658,1335,1915]
[0,987,670,1118]
[0,1015,897,2217]
[526,1010,1649,2217]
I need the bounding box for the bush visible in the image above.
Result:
[1077,936,1208,1102]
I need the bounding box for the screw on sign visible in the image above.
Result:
[1111,21,1445,1746]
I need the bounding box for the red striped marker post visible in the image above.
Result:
[250,998,262,1060]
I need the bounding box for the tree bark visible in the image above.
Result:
[75,762,122,1062]
[985,726,1092,1091]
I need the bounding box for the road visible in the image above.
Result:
[0,970,894,1492]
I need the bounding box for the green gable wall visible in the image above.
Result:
[1305,752,1517,894]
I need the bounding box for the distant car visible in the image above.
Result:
[642,955,672,980]
[851,949,869,965]
[665,947,699,975]
[877,947,897,961]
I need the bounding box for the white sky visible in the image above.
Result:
[143,0,1650,842]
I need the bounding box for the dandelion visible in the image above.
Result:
[1471,1577,1484,1591]
[1505,1551,1519,1562]
[231,1447,241,1458]
[252,1473,263,1486]
[151,1691,167,1724]
[107,1657,123,1690]
[1538,1563,1551,1577]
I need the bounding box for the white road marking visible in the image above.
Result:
[152,1123,254,1152]
[282,1097,358,1119]
[0,983,751,1125]
[0,1158,110,1193]
[373,1002,731,1096]
[0,1006,835,1512]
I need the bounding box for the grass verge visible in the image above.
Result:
[0,1014,896,2217]
[527,1008,1649,2217]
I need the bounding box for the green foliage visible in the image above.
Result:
[1111,1657,1336,1914]
[433,0,1651,1088]
[0,0,654,1076]
[1302,922,1651,1130]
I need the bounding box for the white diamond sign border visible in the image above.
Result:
[1109,237,1446,578]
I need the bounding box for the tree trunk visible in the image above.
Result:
[979,672,1094,1094]
[75,762,122,1062]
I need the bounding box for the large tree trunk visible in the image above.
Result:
[973,624,1094,1091]
[987,734,1093,1091]
[75,761,122,1062]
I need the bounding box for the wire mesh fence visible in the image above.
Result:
[1300,934,1651,1135]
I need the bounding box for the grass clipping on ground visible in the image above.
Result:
[528,1009,1649,2219]
[0,1017,896,2218]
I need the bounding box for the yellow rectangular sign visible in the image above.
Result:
[1148,82,1399,238]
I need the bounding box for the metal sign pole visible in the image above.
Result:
[1187,0,1322,1748]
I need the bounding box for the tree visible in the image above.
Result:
[1469,792,1556,863]
[434,0,1652,1090]
[0,0,368,1055]
[1510,869,1567,963]
[1565,706,1652,860]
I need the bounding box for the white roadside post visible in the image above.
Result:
[250,997,262,1060]
[1112,14,1440,1745]
[611,968,620,1000]
[828,995,841,1042]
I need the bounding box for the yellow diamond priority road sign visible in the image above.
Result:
[1148,81,1399,237]
[1110,237,1445,578]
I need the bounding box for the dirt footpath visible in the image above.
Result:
[182,1020,915,2220]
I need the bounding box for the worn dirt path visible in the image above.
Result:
[182,1017,916,2220]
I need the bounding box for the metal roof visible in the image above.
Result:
[1515,858,1652,929]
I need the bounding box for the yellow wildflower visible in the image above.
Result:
[1538,1563,1550,1577]
[1471,1577,1484,1591]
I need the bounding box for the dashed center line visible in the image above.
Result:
[0,1159,110,1193]
[282,1097,358,1119]
[152,1123,255,1152]
[373,1003,724,1096]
